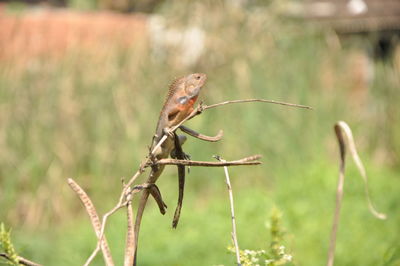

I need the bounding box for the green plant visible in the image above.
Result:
[0,223,19,265]
[228,207,293,266]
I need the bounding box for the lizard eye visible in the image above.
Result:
[195,75,201,80]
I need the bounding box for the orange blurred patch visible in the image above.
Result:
[0,6,148,63]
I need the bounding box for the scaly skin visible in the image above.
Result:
[133,73,207,265]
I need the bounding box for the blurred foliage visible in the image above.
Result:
[0,0,399,265]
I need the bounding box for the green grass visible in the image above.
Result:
[1,1,400,265]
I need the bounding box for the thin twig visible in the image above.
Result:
[156,155,261,167]
[327,121,386,266]
[204,99,312,110]
[0,253,42,266]
[215,156,241,266]
[67,178,114,266]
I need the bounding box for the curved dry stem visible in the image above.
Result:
[327,121,386,266]
[335,121,386,220]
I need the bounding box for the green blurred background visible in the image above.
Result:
[0,0,399,265]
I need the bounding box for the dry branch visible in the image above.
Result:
[327,121,386,266]
[156,155,262,167]
[67,178,114,266]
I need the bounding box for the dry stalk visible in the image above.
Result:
[327,121,386,266]
[67,178,114,266]
[124,188,135,266]
[215,156,241,266]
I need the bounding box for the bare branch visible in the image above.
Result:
[179,125,223,142]
[156,155,262,167]
[67,178,114,266]
[327,121,386,266]
[0,253,42,266]
[215,156,241,266]
[204,99,312,110]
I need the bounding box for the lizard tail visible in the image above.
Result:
[172,163,185,229]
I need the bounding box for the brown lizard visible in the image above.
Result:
[133,73,207,264]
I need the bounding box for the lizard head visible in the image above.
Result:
[184,73,207,98]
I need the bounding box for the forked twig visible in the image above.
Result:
[67,178,114,266]
[327,121,386,266]
[214,156,241,266]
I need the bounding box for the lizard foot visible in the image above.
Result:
[163,127,175,138]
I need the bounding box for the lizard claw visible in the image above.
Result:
[163,127,175,138]
[183,152,191,161]
[196,101,204,114]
